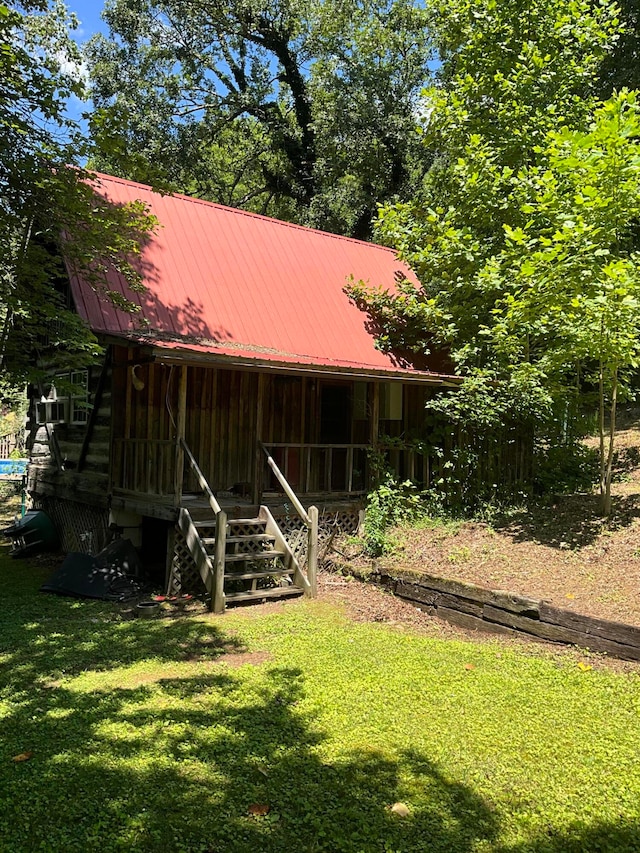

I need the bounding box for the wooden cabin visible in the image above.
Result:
[27,173,457,609]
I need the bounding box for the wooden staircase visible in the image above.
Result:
[194,509,306,606]
[174,439,317,612]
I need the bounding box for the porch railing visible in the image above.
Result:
[259,442,318,596]
[113,438,175,495]
[261,443,369,495]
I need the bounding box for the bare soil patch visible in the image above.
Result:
[336,409,640,630]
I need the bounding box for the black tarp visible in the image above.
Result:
[40,538,142,601]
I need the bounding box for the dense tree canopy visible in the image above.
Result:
[0,1,156,388]
[349,0,620,366]
[599,0,640,94]
[85,0,433,238]
[348,0,634,510]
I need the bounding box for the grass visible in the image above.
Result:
[1,544,640,852]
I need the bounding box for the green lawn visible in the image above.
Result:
[1,549,639,852]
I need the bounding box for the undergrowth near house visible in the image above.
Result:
[352,411,640,627]
[1,542,640,852]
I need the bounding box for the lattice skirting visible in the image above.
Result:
[34,497,109,555]
[275,508,363,567]
[168,530,207,596]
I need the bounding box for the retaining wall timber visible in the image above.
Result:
[342,565,640,662]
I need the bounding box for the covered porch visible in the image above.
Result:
[109,345,447,512]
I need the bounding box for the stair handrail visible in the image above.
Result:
[180,439,227,612]
[259,441,310,527]
[260,441,318,597]
[181,438,222,516]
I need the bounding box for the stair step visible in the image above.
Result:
[227,534,274,544]
[225,586,304,604]
[223,551,285,563]
[200,534,275,546]
[193,519,266,531]
[224,568,294,581]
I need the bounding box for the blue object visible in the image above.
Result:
[0,458,27,477]
[2,510,59,557]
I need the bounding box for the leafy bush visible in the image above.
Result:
[534,442,599,495]
[363,475,434,556]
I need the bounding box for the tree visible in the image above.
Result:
[487,92,640,514]
[348,0,624,508]
[599,0,640,94]
[350,0,619,362]
[0,1,157,389]
[84,0,433,238]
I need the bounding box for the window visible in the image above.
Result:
[36,399,67,425]
[36,370,89,425]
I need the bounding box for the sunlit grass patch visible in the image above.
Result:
[0,553,639,851]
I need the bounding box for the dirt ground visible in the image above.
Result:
[332,408,640,630]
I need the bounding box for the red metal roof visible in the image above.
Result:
[68,172,451,380]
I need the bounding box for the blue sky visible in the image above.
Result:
[62,1,107,127]
[67,0,106,42]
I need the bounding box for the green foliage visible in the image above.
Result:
[85,0,433,238]
[488,92,640,376]
[485,90,640,511]
[534,443,600,496]
[349,0,634,510]
[599,0,640,94]
[2,551,640,851]
[0,2,158,386]
[351,0,620,367]
[364,474,435,555]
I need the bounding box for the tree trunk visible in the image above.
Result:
[598,359,606,500]
[601,366,618,517]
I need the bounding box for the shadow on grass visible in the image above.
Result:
[1,554,638,852]
[491,492,640,551]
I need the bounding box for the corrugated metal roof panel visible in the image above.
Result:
[68,172,446,378]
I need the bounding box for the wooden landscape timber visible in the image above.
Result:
[340,566,640,661]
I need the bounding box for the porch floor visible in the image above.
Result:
[111,488,364,522]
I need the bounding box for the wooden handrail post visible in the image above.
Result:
[212,510,227,613]
[174,365,188,506]
[259,441,310,525]
[307,505,318,598]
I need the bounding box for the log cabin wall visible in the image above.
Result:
[184,367,258,493]
[27,354,113,505]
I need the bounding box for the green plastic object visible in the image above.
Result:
[2,510,59,557]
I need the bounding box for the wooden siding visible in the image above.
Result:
[29,348,451,509]
[184,368,258,492]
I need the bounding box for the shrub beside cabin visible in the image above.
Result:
[27,173,456,609]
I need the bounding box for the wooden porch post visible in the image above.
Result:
[174,365,188,506]
[253,372,267,505]
[307,505,319,598]
[212,510,227,613]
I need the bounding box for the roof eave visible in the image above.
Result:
[100,334,461,386]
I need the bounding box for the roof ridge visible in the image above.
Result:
[90,170,398,253]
